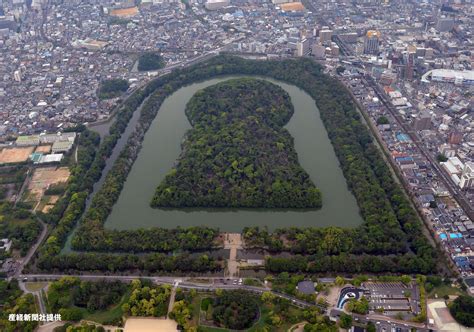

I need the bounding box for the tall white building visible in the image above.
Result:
[460,162,474,189]
[296,38,310,57]
[13,70,21,82]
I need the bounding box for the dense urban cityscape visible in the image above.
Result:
[0,0,473,331]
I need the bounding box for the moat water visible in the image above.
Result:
[100,77,363,231]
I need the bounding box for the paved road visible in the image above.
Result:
[224,233,242,277]
[12,217,48,280]
[14,168,31,206]
[167,285,178,319]
[18,282,47,317]
[36,290,47,316]
[20,273,323,311]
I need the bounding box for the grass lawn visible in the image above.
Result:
[428,285,465,299]
[25,282,48,292]
[243,278,264,287]
[83,289,131,324]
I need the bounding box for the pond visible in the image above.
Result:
[104,77,363,231]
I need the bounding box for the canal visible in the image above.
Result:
[100,77,363,231]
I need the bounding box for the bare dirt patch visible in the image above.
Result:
[28,167,70,207]
[110,7,138,17]
[48,195,60,204]
[0,147,34,164]
[280,2,305,11]
[124,318,177,332]
[323,285,341,307]
[42,205,54,213]
[35,145,52,153]
[41,195,60,213]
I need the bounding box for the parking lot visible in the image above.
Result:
[363,282,420,315]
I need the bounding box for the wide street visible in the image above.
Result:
[20,273,319,310]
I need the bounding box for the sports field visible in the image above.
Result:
[35,145,52,153]
[0,147,34,164]
[110,6,138,17]
[124,318,178,332]
[280,2,305,11]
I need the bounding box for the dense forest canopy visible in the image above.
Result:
[137,52,165,71]
[151,78,321,209]
[211,290,259,330]
[0,280,38,331]
[0,202,41,256]
[121,280,171,317]
[98,79,129,99]
[46,277,128,323]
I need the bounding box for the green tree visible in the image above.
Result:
[335,276,345,286]
[137,52,165,71]
[339,313,352,329]
[436,154,448,162]
[169,300,191,327]
[401,275,411,285]
[59,307,83,321]
[261,291,276,304]
[336,66,346,74]
[346,296,369,314]
[367,322,376,332]
[449,295,474,327]
[376,116,389,125]
[98,79,129,99]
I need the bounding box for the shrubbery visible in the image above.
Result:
[449,295,474,327]
[98,79,129,99]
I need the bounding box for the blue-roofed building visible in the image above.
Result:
[396,133,411,142]
[29,152,43,163]
[233,10,244,17]
[453,256,469,269]
[395,156,414,162]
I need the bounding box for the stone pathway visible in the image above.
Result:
[223,233,242,278]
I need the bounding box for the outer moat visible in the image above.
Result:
[104,77,363,231]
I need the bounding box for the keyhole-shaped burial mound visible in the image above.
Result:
[150,78,322,209]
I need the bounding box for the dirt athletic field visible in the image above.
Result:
[280,2,305,11]
[28,167,70,200]
[0,147,34,164]
[35,145,52,153]
[124,318,178,332]
[110,6,138,17]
